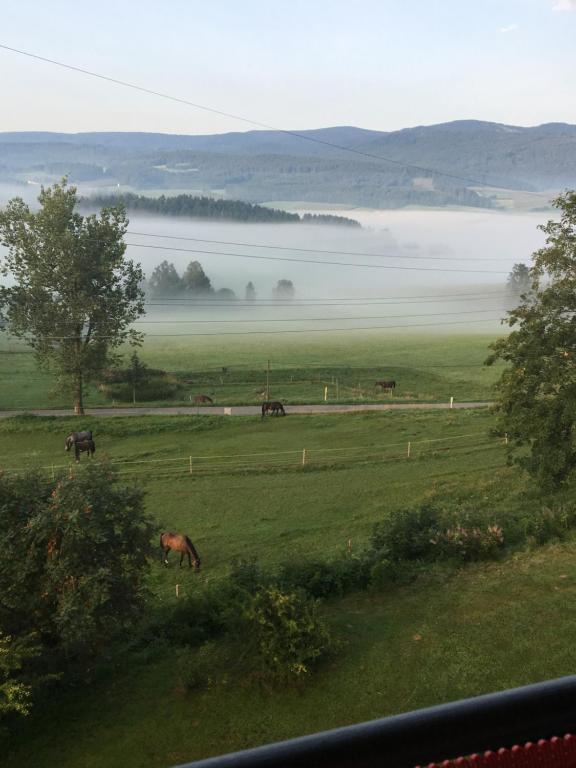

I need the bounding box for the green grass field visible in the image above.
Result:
[0,331,504,409]
[4,401,576,767]
[5,330,574,768]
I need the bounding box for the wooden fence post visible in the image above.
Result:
[189,456,193,474]
[176,584,180,598]
[324,386,328,402]
[302,448,307,466]
[450,396,454,409]
[504,433,509,445]
[407,441,411,459]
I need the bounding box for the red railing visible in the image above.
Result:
[418,734,576,767]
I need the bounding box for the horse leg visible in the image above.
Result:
[179,551,184,568]
[163,547,171,565]
[188,551,192,568]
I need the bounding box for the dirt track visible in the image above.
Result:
[0,402,493,419]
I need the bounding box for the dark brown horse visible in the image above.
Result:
[193,394,213,405]
[375,380,396,392]
[261,401,286,419]
[65,432,95,463]
[160,532,201,569]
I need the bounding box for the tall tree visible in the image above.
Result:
[245,281,257,301]
[0,180,144,415]
[273,279,295,300]
[487,191,576,488]
[182,260,213,296]
[507,262,531,297]
[147,260,182,297]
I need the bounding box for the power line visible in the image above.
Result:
[124,241,509,274]
[144,289,509,304]
[37,316,502,339]
[126,230,516,263]
[133,308,503,324]
[0,42,545,197]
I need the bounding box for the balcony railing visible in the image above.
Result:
[175,675,576,768]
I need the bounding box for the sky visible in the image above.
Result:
[1,0,575,135]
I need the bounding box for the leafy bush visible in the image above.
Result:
[525,505,576,545]
[429,524,504,561]
[0,465,154,718]
[242,586,332,686]
[277,555,371,598]
[370,504,442,561]
[370,504,505,563]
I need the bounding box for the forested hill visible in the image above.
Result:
[84,193,362,226]
[2,120,576,209]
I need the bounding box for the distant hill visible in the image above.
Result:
[1,120,575,209]
[83,193,361,226]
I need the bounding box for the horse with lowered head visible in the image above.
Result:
[375,380,396,392]
[160,532,201,569]
[65,431,96,463]
[261,401,286,419]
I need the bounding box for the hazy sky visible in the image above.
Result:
[1,0,575,135]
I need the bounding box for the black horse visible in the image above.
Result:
[375,380,396,392]
[261,401,286,419]
[65,431,95,463]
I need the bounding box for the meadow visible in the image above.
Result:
[0,330,505,410]
[4,400,576,767]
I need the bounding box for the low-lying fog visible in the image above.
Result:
[0,182,554,336]
[124,207,550,335]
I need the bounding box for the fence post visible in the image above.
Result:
[302,448,307,466]
[189,456,193,474]
[347,538,352,554]
[450,396,454,409]
[504,433,509,445]
[175,584,180,598]
[407,441,411,459]
[324,386,328,402]
[336,379,339,400]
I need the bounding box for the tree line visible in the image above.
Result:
[147,260,295,301]
[85,193,361,227]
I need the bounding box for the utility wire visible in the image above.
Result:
[124,241,509,274]
[0,43,545,196]
[126,230,516,262]
[133,308,503,324]
[37,316,503,339]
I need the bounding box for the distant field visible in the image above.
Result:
[0,331,505,410]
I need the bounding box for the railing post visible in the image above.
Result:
[302,448,307,466]
[189,456,193,474]
[407,441,411,459]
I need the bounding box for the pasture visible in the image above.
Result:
[5,403,576,768]
[0,331,504,410]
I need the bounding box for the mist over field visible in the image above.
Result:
[115,207,549,338]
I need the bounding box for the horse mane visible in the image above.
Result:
[185,535,199,559]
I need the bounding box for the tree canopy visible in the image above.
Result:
[488,191,576,488]
[273,279,295,300]
[0,180,144,415]
[0,464,154,719]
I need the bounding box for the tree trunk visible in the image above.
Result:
[74,370,84,416]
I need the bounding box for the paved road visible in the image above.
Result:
[0,402,493,418]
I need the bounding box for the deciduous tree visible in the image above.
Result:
[0,180,144,415]
[488,191,576,488]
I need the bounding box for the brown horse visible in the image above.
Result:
[160,532,201,569]
[261,401,286,419]
[375,380,396,392]
[193,394,213,405]
[70,439,96,463]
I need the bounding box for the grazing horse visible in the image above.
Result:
[261,401,286,419]
[375,380,396,392]
[160,532,201,569]
[193,394,213,405]
[65,431,93,452]
[72,439,96,463]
